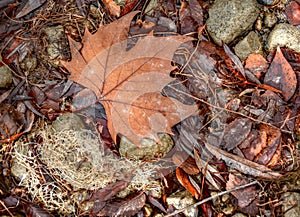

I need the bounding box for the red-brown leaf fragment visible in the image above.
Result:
[176,167,201,199]
[264,47,297,101]
[245,53,268,79]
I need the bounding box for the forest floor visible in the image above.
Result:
[0,0,300,216]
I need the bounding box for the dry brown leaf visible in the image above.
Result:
[62,12,197,146]
[264,47,297,101]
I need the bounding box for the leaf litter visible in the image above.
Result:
[0,1,300,216]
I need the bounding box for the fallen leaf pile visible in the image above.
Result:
[62,12,197,146]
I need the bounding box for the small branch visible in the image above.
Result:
[164,180,258,217]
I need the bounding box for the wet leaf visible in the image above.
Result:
[62,12,197,146]
[172,151,200,175]
[99,192,146,217]
[245,53,268,79]
[23,202,54,217]
[176,167,201,199]
[204,142,282,179]
[224,44,245,78]
[264,47,297,101]
[226,174,257,208]
[103,0,121,17]
[16,0,46,19]
[194,149,223,190]
[255,125,281,166]
[221,118,252,151]
[120,0,140,16]
[179,0,203,34]
[285,1,300,25]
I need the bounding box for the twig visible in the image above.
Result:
[164,180,258,217]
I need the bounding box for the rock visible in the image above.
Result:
[119,133,174,160]
[0,65,12,88]
[166,191,198,217]
[268,23,300,53]
[232,213,247,217]
[282,192,300,217]
[51,113,85,132]
[206,0,260,46]
[20,56,37,72]
[264,12,278,28]
[234,31,263,61]
[44,25,70,60]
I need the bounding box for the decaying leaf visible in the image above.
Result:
[103,0,121,17]
[172,151,200,175]
[241,125,281,166]
[176,167,201,199]
[245,53,268,79]
[98,192,146,217]
[179,0,203,34]
[204,142,282,179]
[16,0,46,19]
[285,1,300,25]
[62,12,197,146]
[264,47,297,101]
[194,149,224,190]
[226,174,257,208]
[221,118,252,151]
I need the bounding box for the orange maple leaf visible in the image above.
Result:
[62,12,197,146]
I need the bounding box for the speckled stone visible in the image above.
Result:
[267,23,300,53]
[119,133,174,160]
[166,191,198,217]
[0,65,12,88]
[206,0,260,46]
[234,31,262,61]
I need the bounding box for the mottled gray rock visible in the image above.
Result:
[119,133,173,160]
[268,23,300,53]
[206,0,260,46]
[234,31,262,61]
[0,65,12,88]
[283,192,300,217]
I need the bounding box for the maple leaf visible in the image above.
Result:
[62,12,197,146]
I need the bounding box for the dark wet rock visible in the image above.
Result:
[206,0,260,46]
